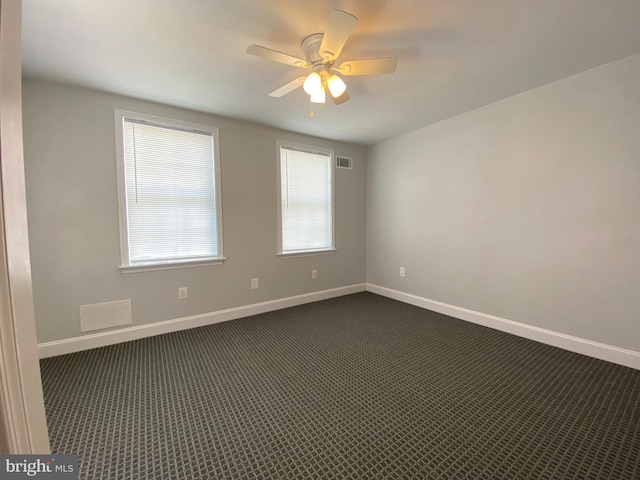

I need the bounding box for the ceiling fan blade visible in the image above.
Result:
[319,10,357,61]
[336,57,398,76]
[330,90,350,105]
[246,45,308,68]
[268,77,306,97]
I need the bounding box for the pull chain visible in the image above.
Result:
[309,101,325,121]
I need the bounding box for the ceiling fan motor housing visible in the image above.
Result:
[302,33,337,83]
[302,33,332,66]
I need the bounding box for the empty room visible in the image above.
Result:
[1,0,639,478]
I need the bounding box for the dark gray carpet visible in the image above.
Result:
[41,292,640,479]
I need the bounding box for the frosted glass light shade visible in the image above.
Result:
[310,89,326,104]
[303,72,322,95]
[327,75,347,98]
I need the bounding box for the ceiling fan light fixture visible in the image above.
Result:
[327,74,347,98]
[246,9,398,109]
[303,72,322,95]
[310,89,326,104]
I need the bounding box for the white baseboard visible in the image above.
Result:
[39,282,640,370]
[366,284,640,371]
[38,284,366,358]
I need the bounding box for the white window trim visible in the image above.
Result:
[114,109,225,271]
[276,249,337,259]
[276,140,336,257]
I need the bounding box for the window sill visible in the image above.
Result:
[277,249,337,259]
[120,257,227,273]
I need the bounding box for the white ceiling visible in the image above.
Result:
[22,0,640,146]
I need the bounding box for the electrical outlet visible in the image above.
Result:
[312,269,318,279]
[251,278,259,290]
[399,267,406,278]
[178,287,188,299]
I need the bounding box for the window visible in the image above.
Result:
[277,141,335,255]
[115,110,224,271]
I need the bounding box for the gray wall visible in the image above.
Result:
[367,54,640,352]
[23,79,367,343]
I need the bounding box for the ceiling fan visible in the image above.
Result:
[246,9,398,106]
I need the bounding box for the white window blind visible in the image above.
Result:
[279,144,334,254]
[117,112,223,268]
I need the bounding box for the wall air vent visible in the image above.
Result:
[336,156,353,169]
[80,299,132,332]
